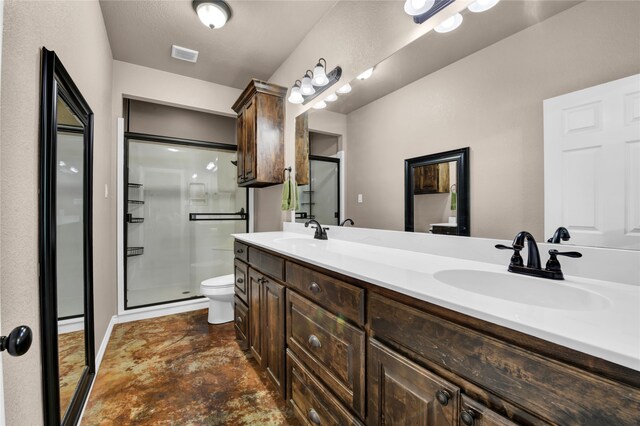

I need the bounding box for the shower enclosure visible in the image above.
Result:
[297,155,340,225]
[125,136,247,309]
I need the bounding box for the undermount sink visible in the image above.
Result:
[433,269,611,311]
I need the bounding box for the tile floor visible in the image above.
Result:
[59,329,85,415]
[82,310,297,425]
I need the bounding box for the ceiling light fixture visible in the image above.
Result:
[287,58,342,105]
[337,83,352,94]
[288,80,304,104]
[313,101,327,110]
[434,13,463,33]
[468,0,500,13]
[193,0,231,29]
[357,67,374,80]
[325,93,338,102]
[404,0,435,16]
[312,58,329,86]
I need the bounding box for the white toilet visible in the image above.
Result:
[200,274,235,324]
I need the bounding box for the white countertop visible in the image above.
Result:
[233,231,640,371]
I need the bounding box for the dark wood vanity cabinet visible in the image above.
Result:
[232,79,287,188]
[234,240,640,426]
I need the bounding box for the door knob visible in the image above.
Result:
[0,326,32,357]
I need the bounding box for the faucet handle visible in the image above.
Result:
[545,249,582,274]
[495,244,524,267]
[548,249,582,258]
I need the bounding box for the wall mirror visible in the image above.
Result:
[40,47,96,425]
[296,0,640,250]
[405,148,469,236]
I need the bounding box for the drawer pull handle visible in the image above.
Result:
[435,389,450,406]
[460,410,476,426]
[308,408,321,425]
[236,278,244,284]
[236,316,242,323]
[236,248,244,254]
[308,334,322,349]
[309,282,321,294]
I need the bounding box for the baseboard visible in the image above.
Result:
[117,298,209,324]
[58,317,84,334]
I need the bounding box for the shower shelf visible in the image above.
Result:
[128,183,143,188]
[127,247,144,257]
[127,217,144,224]
[301,202,316,205]
[128,200,144,205]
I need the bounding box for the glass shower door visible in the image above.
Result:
[297,156,340,225]
[126,139,247,309]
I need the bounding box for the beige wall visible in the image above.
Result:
[310,133,339,157]
[0,1,113,424]
[346,1,640,239]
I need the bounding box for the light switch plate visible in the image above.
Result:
[357,194,363,203]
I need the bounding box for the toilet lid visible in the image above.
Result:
[201,274,235,288]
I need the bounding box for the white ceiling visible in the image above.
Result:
[99,0,338,89]
[325,0,581,114]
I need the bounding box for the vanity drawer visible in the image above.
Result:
[234,259,249,304]
[234,240,248,263]
[461,395,517,426]
[368,292,640,425]
[286,290,366,418]
[248,246,284,281]
[234,297,249,351]
[287,350,363,426]
[286,261,365,326]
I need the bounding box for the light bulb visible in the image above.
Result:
[313,101,327,110]
[288,85,304,104]
[192,173,198,179]
[337,83,352,94]
[434,13,463,33]
[206,162,215,170]
[357,68,374,80]
[312,62,329,86]
[325,93,338,102]
[70,167,79,174]
[468,0,500,13]
[196,2,230,29]
[404,0,435,16]
[300,75,315,96]
[168,148,179,152]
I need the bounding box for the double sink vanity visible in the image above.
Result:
[232,226,640,426]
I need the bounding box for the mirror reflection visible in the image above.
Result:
[298,0,640,250]
[55,96,86,416]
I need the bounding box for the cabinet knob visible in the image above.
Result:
[308,408,321,425]
[236,248,244,254]
[309,282,321,294]
[236,316,242,324]
[435,389,451,406]
[236,278,244,284]
[460,410,476,426]
[308,334,322,349]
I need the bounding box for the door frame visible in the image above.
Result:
[308,154,341,225]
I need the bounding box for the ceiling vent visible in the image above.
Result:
[171,45,199,63]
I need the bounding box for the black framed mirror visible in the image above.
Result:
[405,147,470,236]
[39,47,96,425]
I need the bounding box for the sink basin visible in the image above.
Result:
[433,269,611,310]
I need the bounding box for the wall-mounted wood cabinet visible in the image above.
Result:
[232,79,287,187]
[414,163,450,194]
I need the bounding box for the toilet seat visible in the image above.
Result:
[200,274,234,296]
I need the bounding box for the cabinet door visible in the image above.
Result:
[368,338,460,426]
[263,277,285,397]
[248,268,263,366]
[243,98,257,182]
[234,259,248,305]
[236,107,245,182]
[234,297,249,351]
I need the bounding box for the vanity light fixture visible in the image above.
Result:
[193,0,231,29]
[167,148,179,152]
[288,80,304,104]
[357,67,374,80]
[404,0,435,16]
[434,13,463,33]
[287,59,342,105]
[300,71,316,96]
[312,58,329,86]
[468,0,500,13]
[337,83,352,94]
[325,93,338,102]
[206,162,215,170]
[312,101,327,110]
[70,167,79,174]
[192,173,198,179]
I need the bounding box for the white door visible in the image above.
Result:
[544,74,640,250]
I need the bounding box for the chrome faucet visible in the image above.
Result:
[496,231,581,280]
[340,218,355,227]
[305,219,328,240]
[547,227,571,244]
